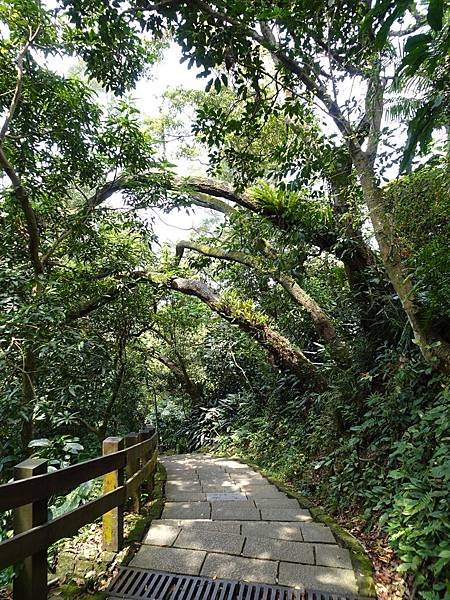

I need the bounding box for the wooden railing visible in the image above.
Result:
[0,424,158,600]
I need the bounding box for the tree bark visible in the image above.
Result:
[152,352,204,403]
[352,150,450,372]
[176,239,338,344]
[168,276,323,384]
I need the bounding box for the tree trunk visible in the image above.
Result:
[153,353,204,404]
[353,151,450,372]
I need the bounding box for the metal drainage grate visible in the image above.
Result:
[108,567,369,600]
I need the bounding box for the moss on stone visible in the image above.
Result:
[49,582,107,599]
[121,461,167,567]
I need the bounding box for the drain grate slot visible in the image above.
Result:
[108,567,370,600]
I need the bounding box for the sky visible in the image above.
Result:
[134,45,203,117]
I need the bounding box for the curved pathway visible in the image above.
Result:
[129,454,362,596]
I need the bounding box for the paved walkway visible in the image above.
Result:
[130,454,360,595]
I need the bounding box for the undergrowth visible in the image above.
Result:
[162,348,450,599]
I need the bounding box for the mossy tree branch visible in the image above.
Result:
[168,276,323,384]
[175,239,338,344]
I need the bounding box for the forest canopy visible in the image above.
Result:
[0,0,449,597]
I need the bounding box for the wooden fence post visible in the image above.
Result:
[13,458,48,600]
[124,432,141,513]
[144,423,156,436]
[138,429,152,495]
[102,436,124,552]
[141,427,157,495]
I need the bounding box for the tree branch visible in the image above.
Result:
[0,29,44,277]
[150,351,204,402]
[0,147,44,276]
[176,239,338,343]
[65,276,144,321]
[168,276,322,382]
[188,192,235,215]
[183,0,354,138]
[0,26,40,143]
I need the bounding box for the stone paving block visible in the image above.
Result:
[211,500,256,510]
[206,492,247,502]
[180,520,242,534]
[164,463,196,469]
[211,503,260,521]
[143,524,180,546]
[244,488,287,499]
[197,469,227,477]
[278,562,358,594]
[239,482,279,491]
[202,483,241,492]
[300,523,336,543]
[162,501,211,520]
[164,469,194,475]
[201,553,277,584]
[261,508,312,522]
[216,460,248,469]
[174,529,245,555]
[253,498,300,508]
[151,519,209,526]
[228,465,254,471]
[166,478,201,486]
[315,544,353,569]
[241,521,303,541]
[228,473,264,480]
[242,537,314,565]
[166,473,200,481]
[151,519,241,534]
[198,475,232,483]
[231,472,264,479]
[130,546,206,575]
[166,482,202,493]
[165,492,207,502]
[229,480,262,487]
[200,479,237,486]
[167,479,200,486]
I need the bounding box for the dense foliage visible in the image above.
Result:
[0,0,449,597]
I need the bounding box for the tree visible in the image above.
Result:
[111,0,449,371]
[175,239,338,344]
[0,0,165,450]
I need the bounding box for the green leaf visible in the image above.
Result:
[28,438,51,448]
[427,0,444,31]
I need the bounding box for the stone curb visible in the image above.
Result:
[121,462,168,568]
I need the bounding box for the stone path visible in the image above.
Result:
[130,454,361,595]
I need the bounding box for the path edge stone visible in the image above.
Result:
[213,453,376,598]
[121,461,168,568]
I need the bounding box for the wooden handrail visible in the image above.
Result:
[0,487,126,570]
[0,426,158,600]
[0,434,156,511]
